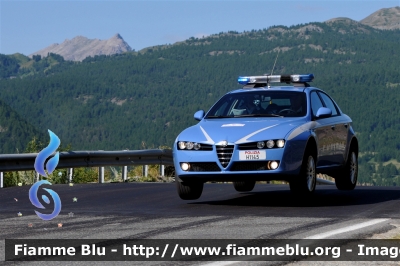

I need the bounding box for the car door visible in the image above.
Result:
[318,92,348,166]
[310,91,336,167]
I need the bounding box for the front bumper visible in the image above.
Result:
[176,172,293,182]
[173,141,304,182]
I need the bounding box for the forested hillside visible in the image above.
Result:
[0,98,44,153]
[0,20,399,185]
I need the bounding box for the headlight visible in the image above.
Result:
[276,139,285,148]
[239,140,285,150]
[257,141,265,149]
[186,142,194,150]
[177,141,211,150]
[178,141,186,150]
[266,140,275,148]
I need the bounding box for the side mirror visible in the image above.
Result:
[194,110,205,121]
[315,107,332,119]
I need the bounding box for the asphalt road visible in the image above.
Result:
[1,182,400,265]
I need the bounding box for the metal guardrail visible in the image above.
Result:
[0,149,173,172]
[0,149,173,188]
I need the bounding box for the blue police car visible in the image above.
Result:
[173,74,358,200]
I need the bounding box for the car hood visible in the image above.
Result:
[178,117,306,144]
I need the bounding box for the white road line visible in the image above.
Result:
[201,219,389,266]
[305,218,389,239]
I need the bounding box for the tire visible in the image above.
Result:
[335,147,358,190]
[289,151,316,194]
[233,181,255,192]
[175,178,203,200]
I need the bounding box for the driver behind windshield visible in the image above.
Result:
[240,94,263,114]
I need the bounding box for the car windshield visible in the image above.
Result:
[206,91,307,118]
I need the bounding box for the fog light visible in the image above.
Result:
[257,141,265,149]
[269,161,279,170]
[266,140,275,148]
[181,163,190,171]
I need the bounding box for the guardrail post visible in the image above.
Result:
[142,165,148,177]
[68,168,73,183]
[99,167,104,183]
[0,172,3,188]
[122,166,127,182]
[159,165,165,177]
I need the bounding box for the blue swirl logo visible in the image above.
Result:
[34,130,60,177]
[30,130,62,220]
[29,180,62,220]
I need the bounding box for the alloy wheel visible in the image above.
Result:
[306,156,316,191]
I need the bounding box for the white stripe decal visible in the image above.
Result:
[235,124,278,144]
[287,121,318,140]
[221,124,245,127]
[200,126,214,144]
[305,218,389,239]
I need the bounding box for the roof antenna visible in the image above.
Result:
[268,50,279,88]
[271,50,280,75]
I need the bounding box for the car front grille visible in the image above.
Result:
[216,145,234,168]
[230,162,268,171]
[190,162,220,172]
[238,142,260,150]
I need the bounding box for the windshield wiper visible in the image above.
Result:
[206,115,233,119]
[207,114,283,118]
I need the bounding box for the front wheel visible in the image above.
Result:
[233,181,255,192]
[289,152,316,194]
[335,148,358,190]
[175,178,203,200]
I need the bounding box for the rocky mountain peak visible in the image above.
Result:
[30,34,132,61]
[360,6,400,30]
[112,33,123,40]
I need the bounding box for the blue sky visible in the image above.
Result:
[0,0,398,55]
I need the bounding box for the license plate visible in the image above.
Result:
[239,150,266,160]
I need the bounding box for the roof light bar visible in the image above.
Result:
[237,74,314,85]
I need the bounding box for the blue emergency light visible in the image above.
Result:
[238,74,314,85]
